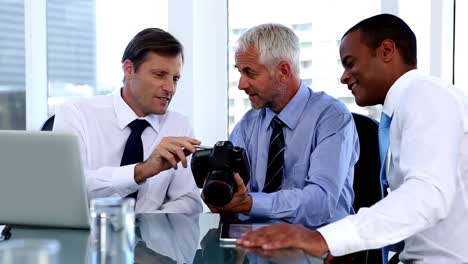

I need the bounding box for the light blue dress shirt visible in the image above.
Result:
[229,82,359,228]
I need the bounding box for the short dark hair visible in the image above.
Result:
[121,28,184,72]
[343,14,417,66]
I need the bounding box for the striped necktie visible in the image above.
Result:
[263,116,285,193]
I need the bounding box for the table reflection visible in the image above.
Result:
[193,226,322,264]
[135,213,200,263]
[7,213,325,263]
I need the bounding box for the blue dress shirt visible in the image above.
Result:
[229,82,359,228]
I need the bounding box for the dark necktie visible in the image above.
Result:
[121,119,150,200]
[263,116,285,193]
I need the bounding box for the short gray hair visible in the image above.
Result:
[236,23,300,77]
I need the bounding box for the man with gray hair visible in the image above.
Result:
[204,23,359,228]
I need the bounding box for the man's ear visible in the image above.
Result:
[277,61,292,82]
[122,59,135,80]
[379,39,397,63]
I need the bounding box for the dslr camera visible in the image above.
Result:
[191,141,250,207]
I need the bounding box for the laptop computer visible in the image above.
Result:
[0,131,89,229]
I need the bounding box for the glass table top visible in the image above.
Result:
[4,213,324,264]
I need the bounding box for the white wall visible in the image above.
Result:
[168,0,228,146]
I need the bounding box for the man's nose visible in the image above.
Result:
[163,79,176,94]
[238,75,249,90]
[340,70,350,84]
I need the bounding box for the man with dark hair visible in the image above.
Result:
[121,28,185,73]
[343,13,417,67]
[54,28,203,213]
[238,14,468,263]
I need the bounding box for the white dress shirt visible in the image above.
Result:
[319,70,468,263]
[53,90,202,213]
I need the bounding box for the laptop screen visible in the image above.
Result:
[0,131,89,229]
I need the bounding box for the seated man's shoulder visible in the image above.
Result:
[54,95,114,132]
[233,108,263,132]
[404,76,462,104]
[239,108,263,124]
[60,94,113,112]
[307,90,351,117]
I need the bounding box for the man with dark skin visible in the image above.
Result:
[237,14,468,263]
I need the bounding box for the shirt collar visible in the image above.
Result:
[113,88,160,132]
[382,69,420,118]
[265,81,310,130]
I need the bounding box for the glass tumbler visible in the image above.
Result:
[89,197,135,264]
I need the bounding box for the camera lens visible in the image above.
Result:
[202,171,235,206]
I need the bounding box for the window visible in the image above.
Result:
[47,0,96,114]
[9,0,457,142]
[300,42,312,49]
[0,0,25,129]
[292,23,312,31]
[46,0,168,115]
[228,0,450,132]
[228,0,382,132]
[301,60,312,69]
[243,98,250,108]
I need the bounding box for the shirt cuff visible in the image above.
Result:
[317,216,363,256]
[112,164,141,197]
[248,192,273,218]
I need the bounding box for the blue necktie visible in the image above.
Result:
[378,112,392,264]
[378,112,392,195]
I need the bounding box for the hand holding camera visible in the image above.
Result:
[191,141,251,210]
[205,173,252,214]
[134,136,201,183]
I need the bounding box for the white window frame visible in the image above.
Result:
[25,0,48,130]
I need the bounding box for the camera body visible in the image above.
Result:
[191,141,250,206]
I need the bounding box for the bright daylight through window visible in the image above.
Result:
[46,0,168,115]
[227,0,449,133]
[0,0,460,131]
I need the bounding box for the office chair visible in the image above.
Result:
[351,113,382,210]
[40,115,55,131]
[350,113,385,264]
